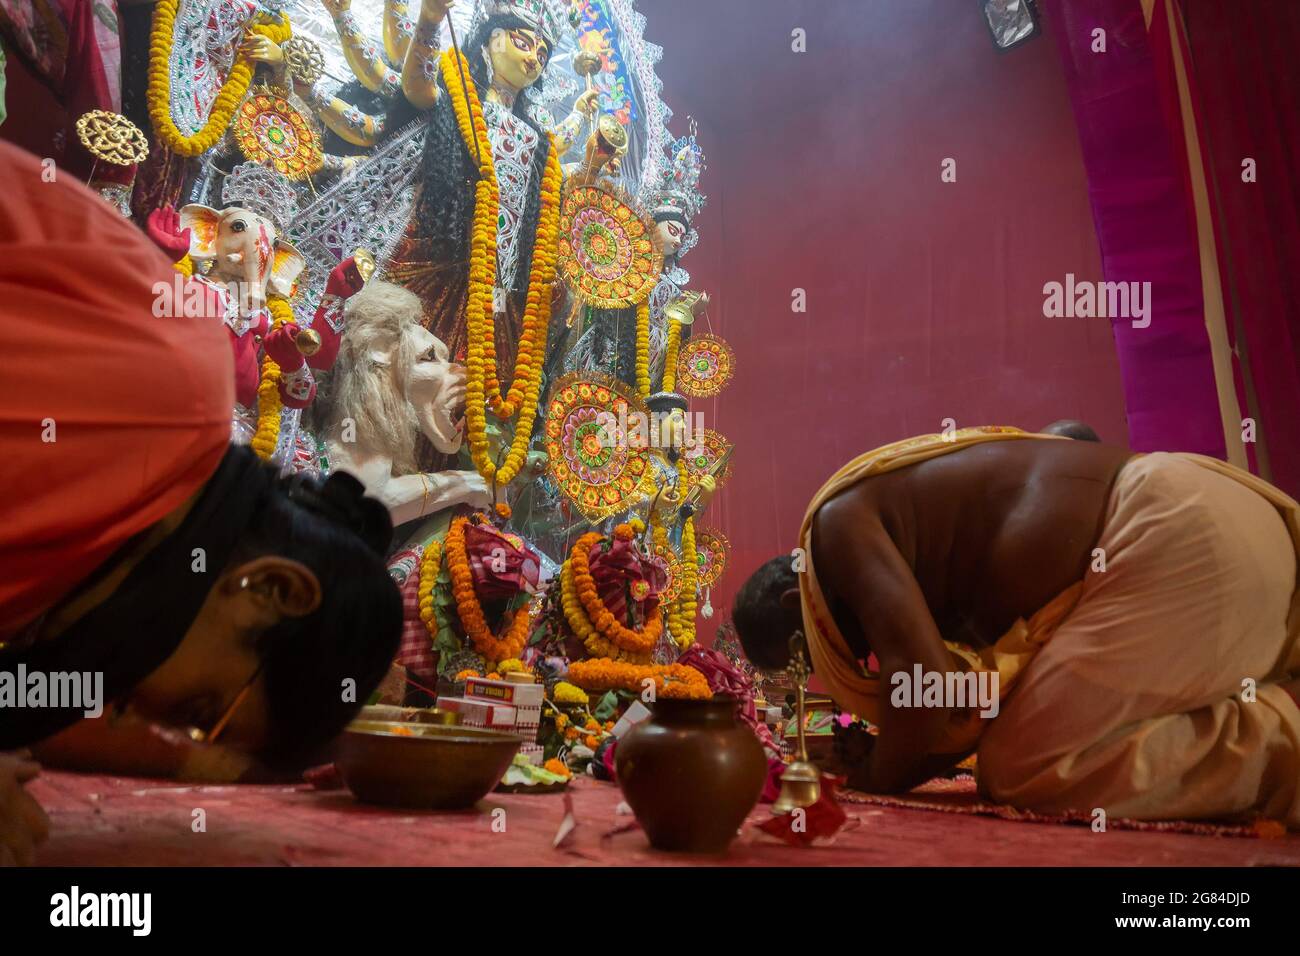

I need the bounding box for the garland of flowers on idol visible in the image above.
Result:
[249,295,294,460]
[566,658,711,701]
[660,316,683,393]
[560,523,662,664]
[441,48,562,488]
[444,514,533,664]
[635,298,652,398]
[417,539,443,640]
[147,2,291,157]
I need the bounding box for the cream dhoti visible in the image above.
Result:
[799,429,1300,824]
[978,452,1300,824]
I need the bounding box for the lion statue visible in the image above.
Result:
[319,280,490,526]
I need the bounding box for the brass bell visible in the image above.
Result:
[772,631,822,813]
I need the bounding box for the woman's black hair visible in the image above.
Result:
[393,13,553,307]
[732,555,802,672]
[228,456,403,766]
[322,80,394,156]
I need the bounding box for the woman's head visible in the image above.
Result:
[732,555,804,673]
[124,451,402,766]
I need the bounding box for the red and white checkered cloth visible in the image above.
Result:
[388,547,437,687]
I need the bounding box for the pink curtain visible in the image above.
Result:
[1177,0,1300,498]
[1042,0,1226,459]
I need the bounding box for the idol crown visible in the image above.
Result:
[652,121,707,224]
[221,161,300,234]
[481,0,575,47]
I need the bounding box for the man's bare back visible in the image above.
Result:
[813,438,1133,654]
[807,438,1133,792]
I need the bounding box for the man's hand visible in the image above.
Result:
[0,752,50,866]
[146,206,192,263]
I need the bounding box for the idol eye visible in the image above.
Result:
[231,219,247,233]
[511,31,532,51]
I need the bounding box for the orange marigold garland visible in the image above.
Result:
[567,658,711,700]
[249,295,294,460]
[560,531,661,663]
[441,47,560,487]
[445,516,532,663]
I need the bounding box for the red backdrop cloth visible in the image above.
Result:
[0,140,233,638]
[1177,0,1300,499]
[647,0,1127,631]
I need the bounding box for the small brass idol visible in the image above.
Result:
[772,631,822,813]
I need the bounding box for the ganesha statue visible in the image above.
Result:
[318,280,491,526]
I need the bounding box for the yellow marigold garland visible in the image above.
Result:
[172,255,194,278]
[417,540,443,639]
[249,295,294,460]
[635,298,651,398]
[147,2,291,157]
[567,658,711,701]
[661,317,682,393]
[674,516,699,649]
[561,532,661,663]
[445,516,531,663]
[441,48,561,488]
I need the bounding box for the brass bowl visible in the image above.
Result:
[337,721,520,810]
[356,704,460,726]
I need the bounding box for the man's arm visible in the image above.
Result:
[814,496,962,793]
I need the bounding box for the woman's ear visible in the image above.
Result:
[778,587,801,611]
[225,557,323,620]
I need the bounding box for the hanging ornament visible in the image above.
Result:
[232,86,323,181]
[695,526,730,589]
[681,428,734,490]
[677,333,735,399]
[557,183,663,309]
[75,110,149,166]
[544,373,656,523]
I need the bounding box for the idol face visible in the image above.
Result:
[653,219,687,258]
[488,27,550,91]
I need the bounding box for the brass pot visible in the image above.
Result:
[337,721,520,810]
[615,696,766,853]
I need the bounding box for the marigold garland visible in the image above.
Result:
[675,515,699,649]
[635,298,651,398]
[147,2,291,157]
[441,48,561,488]
[172,255,194,278]
[661,318,682,393]
[566,658,712,700]
[249,296,294,460]
[417,539,443,640]
[560,532,661,663]
[445,516,531,663]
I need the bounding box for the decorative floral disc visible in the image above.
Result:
[654,543,684,604]
[677,333,734,398]
[681,428,733,490]
[232,88,323,180]
[75,110,149,166]
[557,184,663,309]
[695,527,730,588]
[545,373,654,523]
